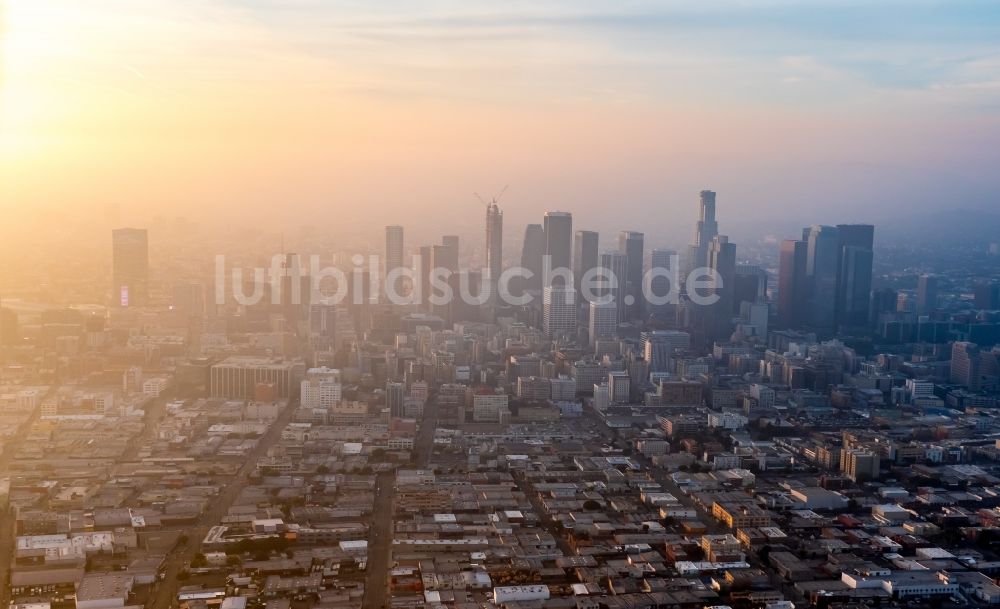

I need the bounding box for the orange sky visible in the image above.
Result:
[2,0,999,250]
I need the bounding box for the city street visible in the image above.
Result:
[361,391,439,609]
[148,398,299,609]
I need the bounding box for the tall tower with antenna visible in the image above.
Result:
[477,186,507,297]
[484,194,504,283]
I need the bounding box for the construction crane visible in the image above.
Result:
[475,185,508,206]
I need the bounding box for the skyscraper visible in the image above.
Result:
[430,243,456,321]
[485,202,503,283]
[618,231,644,322]
[804,225,840,332]
[520,224,545,292]
[641,330,690,373]
[543,211,573,284]
[543,285,576,339]
[416,245,432,309]
[573,230,599,300]
[649,248,677,318]
[452,269,483,323]
[685,190,719,277]
[608,371,631,404]
[777,239,808,328]
[951,341,982,390]
[386,381,405,418]
[695,190,718,249]
[839,245,874,328]
[707,235,737,341]
[112,228,149,307]
[280,253,312,326]
[779,224,874,333]
[869,288,898,329]
[916,274,938,315]
[650,248,676,272]
[733,265,767,311]
[385,225,404,281]
[309,299,339,339]
[589,300,618,348]
[835,224,874,329]
[441,235,460,269]
[599,250,628,324]
[625,353,649,402]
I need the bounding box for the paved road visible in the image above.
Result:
[361,391,439,609]
[122,389,176,462]
[411,392,440,468]
[148,399,299,609]
[361,471,396,609]
[513,472,576,556]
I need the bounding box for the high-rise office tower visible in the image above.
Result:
[650,248,676,273]
[452,269,484,323]
[804,225,841,332]
[781,224,874,333]
[573,230,599,299]
[598,250,628,324]
[777,239,808,328]
[520,224,545,292]
[835,224,874,329]
[386,381,405,418]
[916,274,938,315]
[618,231,645,322]
[589,301,618,348]
[416,246,432,308]
[625,352,649,402]
[685,190,719,277]
[441,235,460,269]
[734,264,767,312]
[608,371,631,404]
[280,253,312,327]
[951,341,982,390]
[345,267,373,333]
[707,235,737,340]
[112,228,149,307]
[430,243,456,322]
[839,245,874,328]
[543,285,576,338]
[777,239,806,329]
[649,248,677,318]
[869,288,898,329]
[385,225,404,281]
[543,211,573,284]
[485,202,503,283]
[309,299,339,338]
[695,190,718,249]
[641,330,690,373]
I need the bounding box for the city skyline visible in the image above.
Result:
[3,2,1000,604]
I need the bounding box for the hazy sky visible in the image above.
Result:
[2,0,999,250]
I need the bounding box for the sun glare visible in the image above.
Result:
[1,1,87,159]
